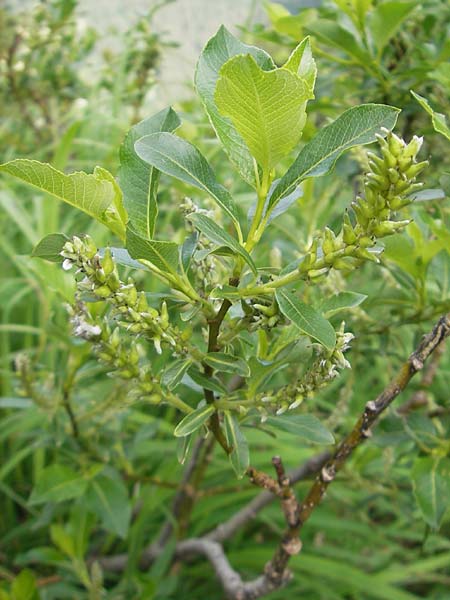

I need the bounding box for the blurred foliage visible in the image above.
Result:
[0,1,450,599]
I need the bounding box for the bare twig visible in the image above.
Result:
[207,451,329,544]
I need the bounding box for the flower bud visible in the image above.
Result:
[73,236,84,253]
[62,258,73,271]
[380,147,397,169]
[387,168,400,184]
[358,235,374,248]
[355,248,379,263]
[387,132,405,157]
[125,285,138,306]
[322,227,338,255]
[333,258,354,271]
[352,201,370,228]
[137,292,148,313]
[372,221,398,237]
[128,308,142,322]
[367,152,385,174]
[308,268,329,279]
[110,327,121,349]
[95,285,112,298]
[84,236,98,259]
[129,345,140,365]
[106,272,120,291]
[366,172,389,191]
[342,213,357,244]
[397,155,412,172]
[160,301,169,328]
[101,248,115,275]
[404,160,428,179]
[403,135,423,158]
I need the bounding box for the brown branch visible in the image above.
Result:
[297,313,450,529]
[62,390,79,439]
[207,451,330,544]
[94,452,328,574]
[397,337,446,415]
[203,276,240,453]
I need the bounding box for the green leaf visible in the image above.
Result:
[276,290,336,349]
[266,414,335,445]
[189,213,256,274]
[320,292,367,318]
[161,358,193,390]
[195,25,275,186]
[369,1,417,53]
[203,352,250,377]
[306,20,371,65]
[11,570,39,600]
[248,180,303,225]
[134,132,240,227]
[105,247,152,272]
[0,160,126,239]
[50,524,75,557]
[268,104,399,210]
[119,107,181,239]
[283,36,317,95]
[215,54,311,174]
[126,228,179,275]
[94,165,128,227]
[29,464,87,505]
[210,284,243,301]
[177,434,192,465]
[32,233,69,262]
[181,231,199,272]
[411,91,450,141]
[188,367,228,395]
[412,457,450,529]
[224,411,250,479]
[85,475,131,538]
[174,404,215,437]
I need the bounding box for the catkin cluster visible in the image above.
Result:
[61,236,195,357]
[298,131,427,278]
[254,323,354,417]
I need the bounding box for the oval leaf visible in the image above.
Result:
[268,104,400,211]
[0,160,126,239]
[161,358,193,391]
[224,411,250,479]
[276,290,336,350]
[29,464,87,505]
[412,457,450,530]
[134,132,239,227]
[320,292,367,318]
[215,53,311,173]
[119,107,181,239]
[32,233,69,262]
[195,25,275,186]
[126,228,179,275]
[85,475,131,539]
[266,414,334,445]
[203,352,250,377]
[189,213,256,274]
[174,404,215,437]
[188,367,228,395]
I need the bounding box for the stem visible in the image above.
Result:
[62,391,79,439]
[245,168,270,253]
[202,277,240,453]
